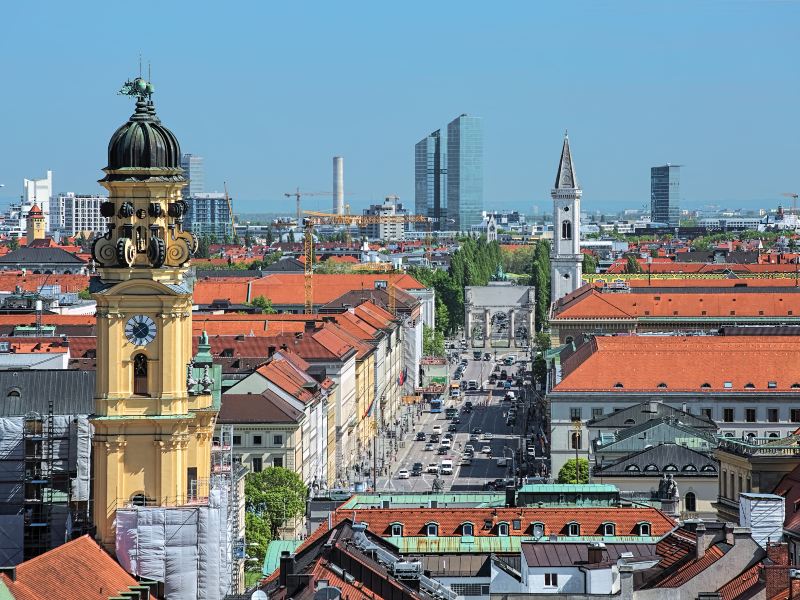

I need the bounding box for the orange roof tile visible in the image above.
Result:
[248,273,424,306]
[718,563,762,600]
[651,543,725,587]
[554,336,800,392]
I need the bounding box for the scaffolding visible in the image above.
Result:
[212,424,245,595]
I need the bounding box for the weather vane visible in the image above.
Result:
[118,57,154,99]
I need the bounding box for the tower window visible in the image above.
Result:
[562,220,572,240]
[133,353,149,396]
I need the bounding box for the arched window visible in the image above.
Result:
[565,336,574,345]
[744,383,755,389]
[791,383,800,389]
[626,464,641,472]
[701,464,717,472]
[497,522,509,537]
[570,431,581,450]
[644,464,659,472]
[701,383,711,389]
[426,522,438,537]
[615,383,625,389]
[390,523,403,537]
[657,383,668,389]
[567,522,580,536]
[562,220,572,240]
[664,464,678,472]
[602,522,615,536]
[638,522,651,536]
[461,522,474,537]
[133,354,148,396]
[623,418,636,425]
[532,522,545,538]
[685,491,697,512]
[682,464,698,472]
[7,389,20,400]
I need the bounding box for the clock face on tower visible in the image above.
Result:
[125,315,157,346]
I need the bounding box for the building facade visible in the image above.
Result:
[53,193,107,237]
[22,170,53,232]
[185,192,233,239]
[362,196,409,240]
[180,153,204,197]
[550,133,583,304]
[650,164,680,227]
[447,114,483,232]
[414,129,446,229]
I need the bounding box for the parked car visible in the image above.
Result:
[397,469,410,479]
[467,380,478,391]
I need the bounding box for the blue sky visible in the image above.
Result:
[1,1,798,215]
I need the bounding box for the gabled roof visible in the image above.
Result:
[218,389,303,424]
[595,443,718,476]
[645,542,729,588]
[588,401,716,430]
[595,419,716,454]
[262,257,305,272]
[0,246,86,265]
[717,563,763,600]
[772,463,800,536]
[553,335,800,392]
[553,133,579,190]
[0,369,94,416]
[0,535,156,600]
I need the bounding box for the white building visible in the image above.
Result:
[13,171,54,233]
[362,196,408,241]
[550,134,583,304]
[54,193,107,237]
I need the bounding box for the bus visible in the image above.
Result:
[430,397,443,413]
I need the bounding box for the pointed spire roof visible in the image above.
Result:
[554,131,579,190]
[27,203,43,217]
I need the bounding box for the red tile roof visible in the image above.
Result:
[717,563,763,600]
[249,273,424,306]
[256,351,324,404]
[0,535,156,600]
[650,543,726,587]
[0,272,89,293]
[553,336,800,392]
[655,529,696,569]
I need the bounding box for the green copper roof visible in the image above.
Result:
[386,534,661,554]
[518,484,618,494]
[263,539,302,575]
[340,492,506,509]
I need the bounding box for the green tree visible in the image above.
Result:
[535,332,551,351]
[532,355,548,388]
[195,235,211,259]
[245,467,308,537]
[78,288,91,300]
[245,512,272,573]
[530,241,551,332]
[624,255,642,274]
[250,295,277,314]
[8,237,19,251]
[422,324,445,357]
[582,253,597,275]
[557,458,589,484]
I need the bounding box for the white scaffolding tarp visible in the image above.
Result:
[116,486,231,600]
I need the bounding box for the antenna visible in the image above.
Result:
[138,54,142,78]
[148,61,151,82]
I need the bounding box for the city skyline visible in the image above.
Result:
[1,1,798,215]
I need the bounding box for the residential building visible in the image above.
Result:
[362,195,409,240]
[550,133,583,304]
[446,114,483,231]
[53,193,107,237]
[180,153,204,197]
[415,129,446,229]
[184,192,233,240]
[546,333,800,477]
[650,164,680,227]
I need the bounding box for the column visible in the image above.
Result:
[484,309,490,346]
[509,310,515,347]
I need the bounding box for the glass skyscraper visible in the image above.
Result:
[650,164,680,227]
[446,114,483,231]
[414,130,446,230]
[180,153,205,198]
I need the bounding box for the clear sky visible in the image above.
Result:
[1,0,798,215]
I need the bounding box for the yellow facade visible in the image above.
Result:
[90,85,215,550]
[26,205,45,242]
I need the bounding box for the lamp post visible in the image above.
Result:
[572,419,582,484]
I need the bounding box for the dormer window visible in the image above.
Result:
[567,522,580,536]
[701,383,711,389]
[390,523,403,537]
[744,383,755,389]
[532,522,545,538]
[497,522,509,537]
[664,464,678,472]
[644,464,658,472]
[638,522,651,536]
[602,522,615,536]
[614,382,624,389]
[461,522,474,537]
[625,464,640,472]
[425,522,438,537]
[657,382,668,389]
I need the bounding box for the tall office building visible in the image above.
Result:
[180,153,204,197]
[446,114,483,231]
[185,192,233,240]
[414,130,447,229]
[650,164,680,227]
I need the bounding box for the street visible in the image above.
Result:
[376,351,546,492]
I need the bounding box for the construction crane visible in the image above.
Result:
[301,210,430,314]
[284,189,336,221]
[782,192,799,216]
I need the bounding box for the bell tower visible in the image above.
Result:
[550,132,583,304]
[90,77,215,550]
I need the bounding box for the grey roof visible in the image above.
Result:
[218,390,303,424]
[553,133,579,190]
[595,419,716,454]
[0,247,86,265]
[0,370,95,416]
[588,402,716,430]
[421,554,491,577]
[263,257,305,273]
[595,443,718,475]
[521,541,657,567]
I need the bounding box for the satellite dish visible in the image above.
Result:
[251,591,268,600]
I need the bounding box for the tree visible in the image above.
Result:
[535,332,551,351]
[422,324,445,357]
[244,230,254,248]
[530,241,551,332]
[557,457,589,484]
[245,467,307,537]
[8,237,19,251]
[78,288,92,300]
[624,255,642,274]
[195,235,211,259]
[245,512,272,572]
[582,252,597,275]
[250,295,277,314]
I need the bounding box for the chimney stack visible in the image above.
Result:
[333,156,344,215]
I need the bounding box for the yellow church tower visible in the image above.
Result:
[90,77,216,550]
[26,202,45,243]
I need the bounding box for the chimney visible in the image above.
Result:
[588,542,606,564]
[279,551,295,588]
[305,320,316,332]
[619,564,634,600]
[695,523,707,558]
[766,542,790,600]
[268,346,276,357]
[506,486,516,508]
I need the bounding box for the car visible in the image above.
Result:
[443,432,454,440]
[427,463,439,474]
[464,401,474,410]
[453,371,462,380]
[397,468,410,479]
[496,457,508,467]
[484,352,491,361]
[467,379,478,391]
[500,370,508,379]
[527,447,537,457]
[460,358,468,366]
[472,427,482,435]
[432,425,442,434]
[460,455,472,466]
[515,378,524,386]
[411,462,423,476]
[481,445,492,455]
[440,459,453,475]
[464,444,475,454]
[469,433,479,442]
[415,432,426,441]
[485,477,514,490]
[482,432,493,441]
[505,391,516,401]
[448,423,458,432]
[441,438,451,449]
[489,374,498,383]
[451,417,461,424]
[504,381,512,389]
[424,443,434,451]
[493,365,501,373]
[437,446,448,455]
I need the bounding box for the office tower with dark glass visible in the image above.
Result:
[414,130,446,230]
[650,164,680,227]
[447,114,483,231]
[180,153,204,198]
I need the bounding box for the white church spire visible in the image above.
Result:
[550,132,583,305]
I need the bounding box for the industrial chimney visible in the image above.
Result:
[333,156,344,215]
